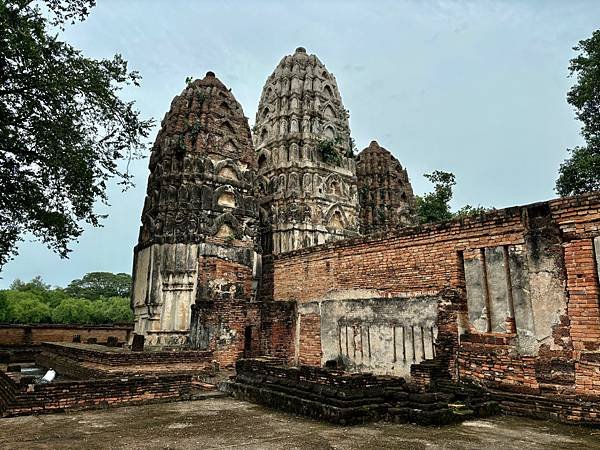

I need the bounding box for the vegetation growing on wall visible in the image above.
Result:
[317,137,343,166]
[0,273,133,325]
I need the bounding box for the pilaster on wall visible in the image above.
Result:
[297,313,322,366]
[564,239,600,354]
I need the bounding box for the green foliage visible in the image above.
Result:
[415,171,456,224]
[98,297,134,323]
[557,30,600,196]
[416,171,490,224]
[0,0,154,269]
[65,272,132,299]
[10,298,52,324]
[51,298,93,324]
[567,30,600,146]
[10,275,50,292]
[0,291,7,323]
[51,296,132,325]
[0,273,133,325]
[556,145,600,196]
[317,137,343,166]
[454,204,489,219]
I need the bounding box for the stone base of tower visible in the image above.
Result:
[131,243,201,346]
[131,241,262,365]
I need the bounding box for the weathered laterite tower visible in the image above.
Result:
[254,47,360,254]
[131,72,260,364]
[356,140,416,234]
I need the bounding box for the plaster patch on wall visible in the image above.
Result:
[299,296,438,378]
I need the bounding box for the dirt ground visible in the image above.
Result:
[0,395,598,449]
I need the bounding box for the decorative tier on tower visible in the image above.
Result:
[356,140,417,234]
[131,72,260,359]
[254,47,359,254]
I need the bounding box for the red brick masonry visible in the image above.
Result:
[263,193,600,424]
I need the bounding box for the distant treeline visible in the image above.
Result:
[0,272,133,325]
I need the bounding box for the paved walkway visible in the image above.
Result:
[0,396,598,449]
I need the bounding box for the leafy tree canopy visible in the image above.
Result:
[416,171,490,224]
[0,273,133,324]
[65,271,132,299]
[10,297,52,324]
[0,0,153,269]
[415,171,456,224]
[556,30,600,196]
[10,275,51,292]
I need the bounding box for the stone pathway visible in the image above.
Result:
[0,397,598,449]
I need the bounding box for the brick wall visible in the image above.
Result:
[0,371,16,414]
[0,324,132,346]
[197,256,254,301]
[265,193,600,416]
[564,239,600,353]
[259,301,295,361]
[6,374,193,416]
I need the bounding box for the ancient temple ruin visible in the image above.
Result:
[126,48,600,426]
[254,47,360,254]
[356,140,416,233]
[131,72,260,351]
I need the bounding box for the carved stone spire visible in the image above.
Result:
[356,140,417,233]
[131,72,260,355]
[254,47,359,254]
[138,71,257,248]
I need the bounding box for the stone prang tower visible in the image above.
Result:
[131,72,260,356]
[356,140,416,234]
[254,47,359,254]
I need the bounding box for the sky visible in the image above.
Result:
[2,0,599,288]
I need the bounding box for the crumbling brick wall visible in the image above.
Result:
[267,193,600,406]
[6,374,193,416]
[298,313,321,366]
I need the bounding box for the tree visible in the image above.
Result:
[51,298,93,324]
[556,30,600,196]
[416,171,490,224]
[0,291,8,322]
[0,1,153,269]
[0,272,133,324]
[415,171,456,224]
[65,272,132,300]
[106,296,133,323]
[8,275,66,307]
[8,297,52,324]
[10,275,50,292]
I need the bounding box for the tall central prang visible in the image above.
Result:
[254,47,359,254]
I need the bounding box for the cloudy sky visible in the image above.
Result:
[2,0,599,288]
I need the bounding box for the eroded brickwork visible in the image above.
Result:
[298,313,321,365]
[265,193,600,423]
[124,47,600,426]
[0,325,132,346]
